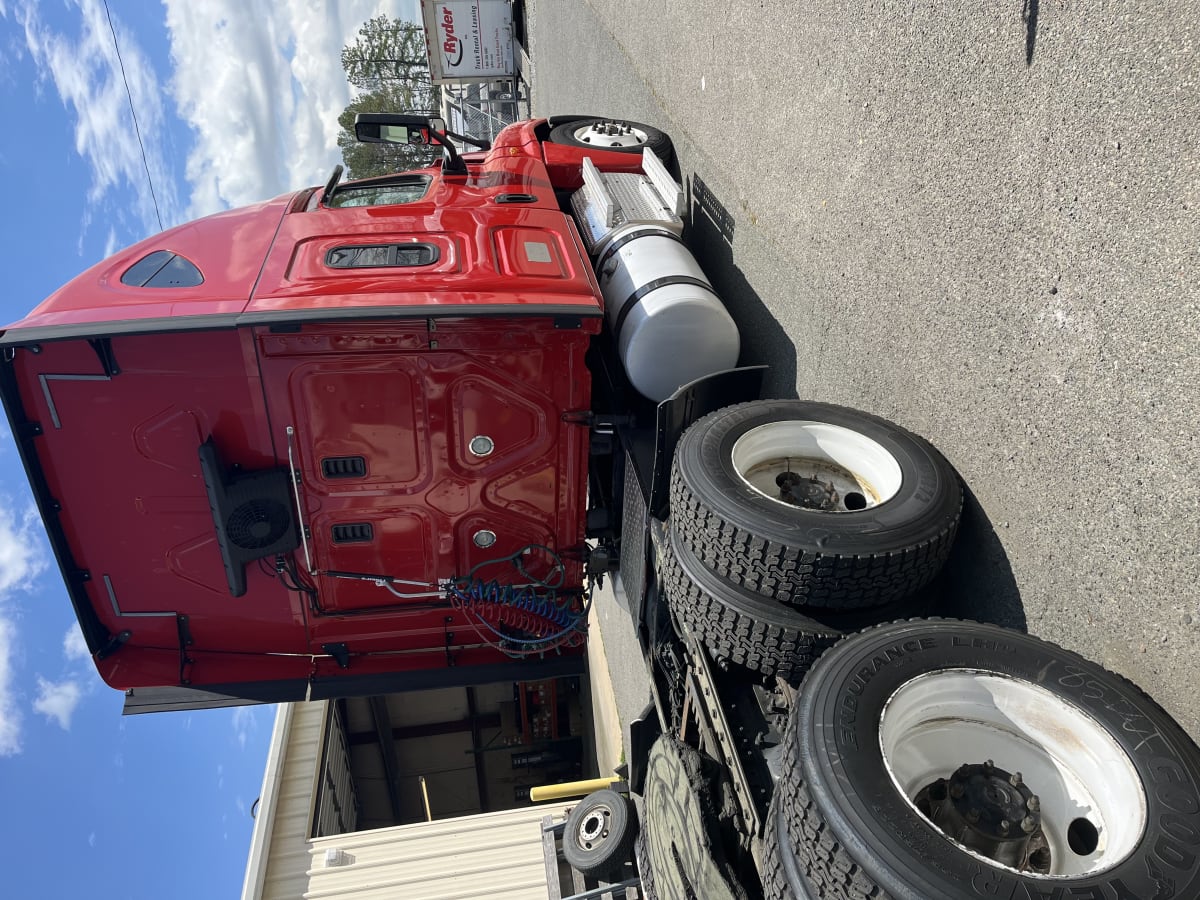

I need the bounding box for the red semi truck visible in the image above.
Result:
[3,114,1198,900]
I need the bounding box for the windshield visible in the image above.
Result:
[325,175,430,208]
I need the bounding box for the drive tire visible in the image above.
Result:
[772,619,1200,899]
[763,792,819,900]
[562,788,638,880]
[671,400,961,610]
[662,523,931,682]
[548,117,672,160]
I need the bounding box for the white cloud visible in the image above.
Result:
[15,0,182,238]
[87,832,96,848]
[32,676,83,730]
[0,502,47,756]
[164,0,410,217]
[102,228,121,260]
[12,0,425,233]
[0,618,22,755]
[0,504,47,595]
[63,622,90,662]
[231,705,258,750]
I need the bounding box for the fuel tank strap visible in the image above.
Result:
[595,226,684,276]
[613,275,713,340]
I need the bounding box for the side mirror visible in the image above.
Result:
[353,112,468,177]
[354,113,435,145]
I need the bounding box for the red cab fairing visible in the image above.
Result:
[0,142,601,696]
[5,194,296,337]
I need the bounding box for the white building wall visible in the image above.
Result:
[306,806,553,900]
[242,701,329,900]
[244,703,554,900]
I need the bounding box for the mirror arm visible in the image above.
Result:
[428,130,469,176]
[445,129,491,152]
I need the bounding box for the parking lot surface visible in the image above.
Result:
[524,0,1200,742]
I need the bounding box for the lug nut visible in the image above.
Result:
[950,783,965,799]
[1021,815,1038,833]
[983,759,995,773]
[1000,819,1011,835]
[1027,795,1041,813]
[1010,772,1023,786]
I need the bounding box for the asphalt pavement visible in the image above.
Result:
[522,1,1200,743]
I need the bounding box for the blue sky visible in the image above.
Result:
[0,1,416,896]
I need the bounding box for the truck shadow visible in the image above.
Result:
[931,484,1028,631]
[685,174,799,400]
[679,175,1019,629]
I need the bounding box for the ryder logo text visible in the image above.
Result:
[441,7,463,66]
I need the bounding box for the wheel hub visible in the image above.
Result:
[881,669,1149,878]
[776,471,839,510]
[574,120,647,148]
[915,760,1051,873]
[578,807,610,845]
[730,420,902,513]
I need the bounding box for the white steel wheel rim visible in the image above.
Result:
[730,421,902,512]
[573,121,649,148]
[878,670,1147,878]
[576,801,614,847]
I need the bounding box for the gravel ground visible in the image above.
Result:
[523,0,1200,744]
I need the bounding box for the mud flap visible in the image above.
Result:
[626,702,661,796]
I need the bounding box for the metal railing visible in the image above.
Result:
[441,78,530,147]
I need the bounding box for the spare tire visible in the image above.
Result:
[770,619,1200,899]
[562,788,638,880]
[670,400,961,610]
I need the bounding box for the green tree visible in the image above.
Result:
[336,87,437,179]
[341,16,430,92]
[336,16,442,179]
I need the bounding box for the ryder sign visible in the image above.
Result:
[420,0,515,82]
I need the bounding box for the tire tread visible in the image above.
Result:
[670,401,962,611]
[671,469,959,610]
[773,708,892,900]
[662,531,839,682]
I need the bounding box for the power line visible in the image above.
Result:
[102,0,164,232]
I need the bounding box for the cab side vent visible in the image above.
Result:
[331,523,374,544]
[322,456,367,479]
